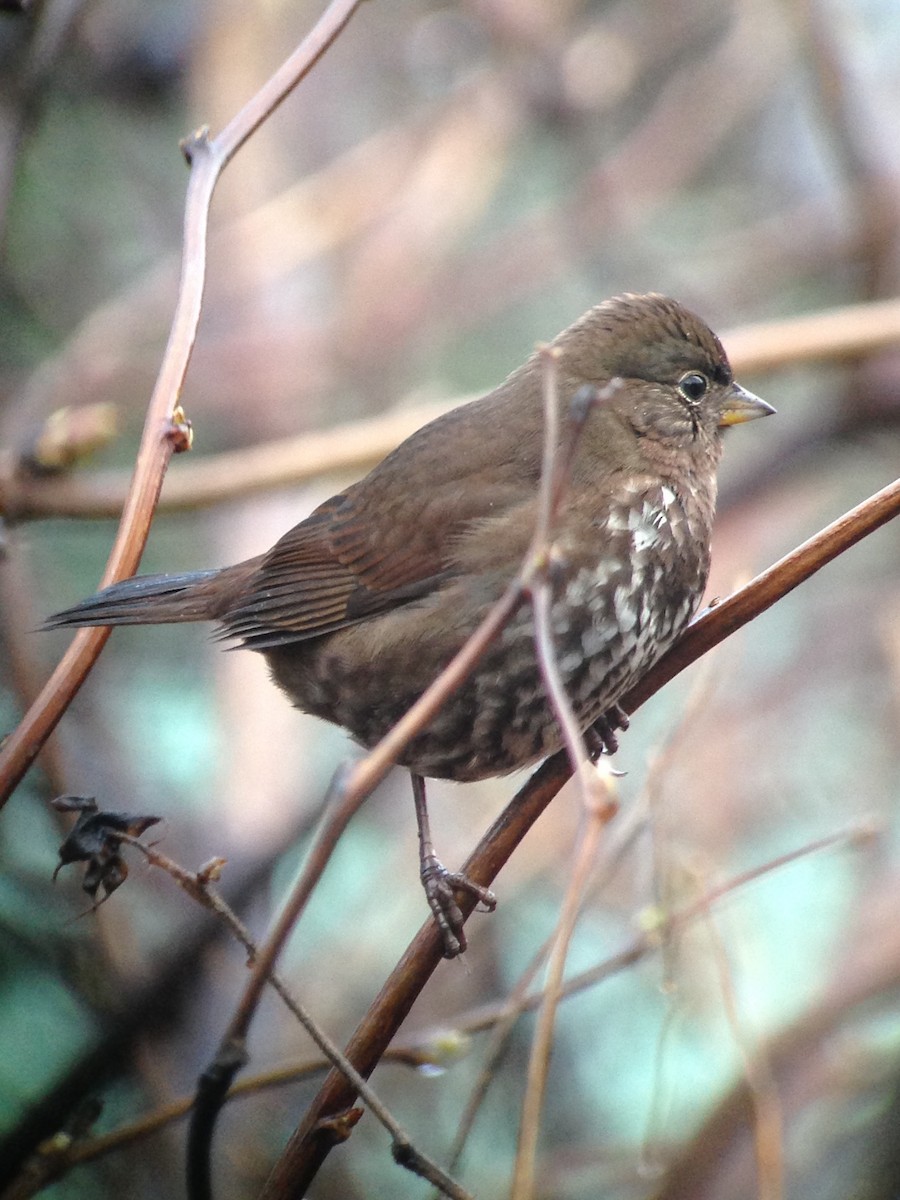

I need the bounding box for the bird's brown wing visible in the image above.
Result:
[217,492,453,650]
[221,471,541,649]
[219,383,546,650]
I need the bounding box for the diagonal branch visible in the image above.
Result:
[22,823,860,1193]
[257,473,900,1196]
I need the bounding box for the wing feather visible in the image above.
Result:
[217,381,545,647]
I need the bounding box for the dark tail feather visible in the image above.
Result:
[43,570,223,629]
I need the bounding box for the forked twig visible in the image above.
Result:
[0,0,366,811]
[15,824,867,1196]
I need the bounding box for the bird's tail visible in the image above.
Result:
[43,570,224,629]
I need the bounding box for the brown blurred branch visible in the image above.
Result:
[3,295,900,525]
[0,0,366,810]
[257,476,900,1193]
[723,295,900,373]
[0,401,454,520]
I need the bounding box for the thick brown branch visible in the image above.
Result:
[259,474,900,1196]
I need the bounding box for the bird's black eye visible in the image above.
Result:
[678,372,709,403]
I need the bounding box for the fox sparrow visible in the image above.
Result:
[47,293,774,951]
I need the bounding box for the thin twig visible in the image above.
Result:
[115,835,472,1200]
[443,943,550,1183]
[510,742,614,1200]
[449,662,725,1179]
[511,354,619,1199]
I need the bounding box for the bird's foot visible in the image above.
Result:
[588,704,630,758]
[420,854,497,959]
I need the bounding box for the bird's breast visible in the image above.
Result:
[543,480,712,706]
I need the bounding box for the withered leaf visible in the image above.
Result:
[51,795,161,900]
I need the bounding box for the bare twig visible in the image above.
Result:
[443,944,550,1182]
[512,357,620,1200]
[0,0,366,811]
[510,749,615,1200]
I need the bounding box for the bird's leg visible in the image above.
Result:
[587,704,631,758]
[412,773,496,959]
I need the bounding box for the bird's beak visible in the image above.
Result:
[718,384,776,427]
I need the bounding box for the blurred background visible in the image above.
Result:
[2,0,900,1197]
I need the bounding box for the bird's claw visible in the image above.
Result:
[420,854,496,959]
[588,704,630,758]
